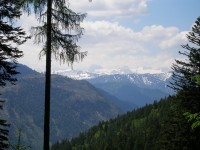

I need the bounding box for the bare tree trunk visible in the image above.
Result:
[43,0,52,149]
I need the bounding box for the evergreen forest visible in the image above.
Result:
[51,96,200,150]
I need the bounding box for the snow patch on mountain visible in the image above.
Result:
[142,77,152,85]
[54,68,173,95]
[53,68,172,83]
[53,70,99,80]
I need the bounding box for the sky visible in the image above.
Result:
[18,0,200,73]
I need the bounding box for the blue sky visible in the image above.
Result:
[115,0,199,31]
[141,0,199,30]
[18,0,200,73]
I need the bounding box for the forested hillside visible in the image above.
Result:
[51,96,200,150]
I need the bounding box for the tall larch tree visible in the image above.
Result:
[0,0,28,149]
[19,0,88,149]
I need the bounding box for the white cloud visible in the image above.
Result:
[159,31,188,49]
[74,21,188,72]
[138,26,179,41]
[69,0,148,19]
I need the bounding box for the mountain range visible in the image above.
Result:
[55,69,174,108]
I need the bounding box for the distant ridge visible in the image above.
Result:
[53,67,173,108]
[54,68,172,80]
[16,64,39,77]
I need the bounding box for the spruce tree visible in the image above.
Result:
[20,1,87,149]
[0,0,28,149]
[170,17,200,149]
[170,16,200,113]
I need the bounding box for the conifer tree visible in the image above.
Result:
[170,17,200,149]
[0,100,9,149]
[19,0,87,149]
[0,0,28,149]
[0,0,28,87]
[170,17,200,113]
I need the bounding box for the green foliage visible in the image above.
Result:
[184,112,200,129]
[184,75,200,130]
[191,75,200,85]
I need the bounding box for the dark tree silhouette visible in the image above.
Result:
[20,0,87,149]
[0,100,9,149]
[0,0,28,149]
[170,16,200,112]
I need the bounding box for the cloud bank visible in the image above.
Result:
[17,0,189,73]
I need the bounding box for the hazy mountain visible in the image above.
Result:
[88,74,173,107]
[0,64,122,150]
[96,88,137,112]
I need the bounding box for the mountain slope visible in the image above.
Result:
[96,88,137,111]
[0,65,122,150]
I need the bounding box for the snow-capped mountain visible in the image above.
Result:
[54,69,173,108]
[54,70,99,80]
[88,73,173,107]
[54,69,172,81]
[53,66,147,80]
[54,69,172,88]
[53,69,124,80]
